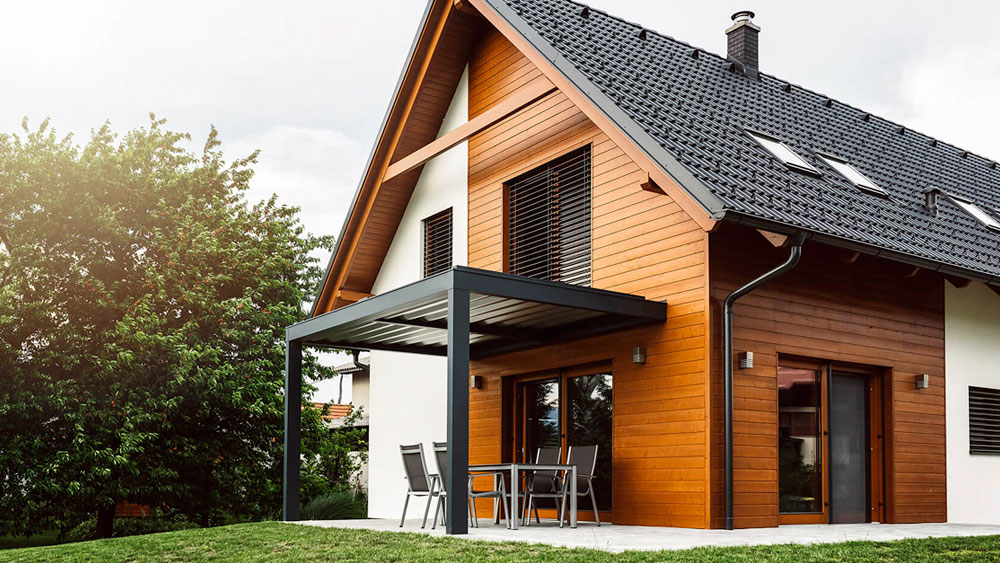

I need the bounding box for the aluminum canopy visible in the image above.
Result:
[283,266,666,535]
[286,266,668,360]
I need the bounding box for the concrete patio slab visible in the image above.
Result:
[296,518,1000,553]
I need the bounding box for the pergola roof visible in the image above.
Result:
[286,266,667,360]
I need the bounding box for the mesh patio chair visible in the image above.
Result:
[558,445,601,527]
[524,445,601,527]
[431,441,511,529]
[398,443,439,528]
[521,446,562,526]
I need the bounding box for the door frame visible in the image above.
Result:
[508,361,613,522]
[776,355,886,525]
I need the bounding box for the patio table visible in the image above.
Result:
[468,463,577,530]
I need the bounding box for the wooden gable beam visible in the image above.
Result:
[313,0,456,315]
[383,76,555,183]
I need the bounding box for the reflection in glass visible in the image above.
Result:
[566,374,613,512]
[778,366,822,513]
[521,379,560,460]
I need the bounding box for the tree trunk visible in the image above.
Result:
[96,506,115,539]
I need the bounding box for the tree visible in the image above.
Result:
[0,116,337,537]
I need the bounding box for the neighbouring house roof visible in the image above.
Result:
[332,356,370,375]
[309,402,353,421]
[482,0,1000,283]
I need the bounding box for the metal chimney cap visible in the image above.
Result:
[731,10,755,23]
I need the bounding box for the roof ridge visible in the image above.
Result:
[558,0,999,169]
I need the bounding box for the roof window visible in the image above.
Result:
[952,197,1000,233]
[746,131,818,174]
[817,154,887,197]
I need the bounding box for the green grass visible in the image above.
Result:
[2,522,999,562]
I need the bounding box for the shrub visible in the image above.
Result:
[66,517,199,541]
[299,491,366,521]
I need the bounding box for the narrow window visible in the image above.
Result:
[422,208,452,278]
[970,386,1000,455]
[817,154,887,197]
[507,146,591,285]
[746,130,818,174]
[952,198,1000,233]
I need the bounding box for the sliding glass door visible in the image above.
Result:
[513,365,613,514]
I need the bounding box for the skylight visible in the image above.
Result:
[952,198,1000,232]
[817,154,887,196]
[746,131,818,174]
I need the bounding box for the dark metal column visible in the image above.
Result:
[283,338,303,521]
[445,287,470,535]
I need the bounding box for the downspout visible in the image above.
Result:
[723,232,806,530]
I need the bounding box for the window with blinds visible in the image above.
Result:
[422,208,453,278]
[507,145,591,286]
[970,386,1000,455]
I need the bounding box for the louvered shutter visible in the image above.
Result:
[970,386,1000,455]
[507,146,591,285]
[422,208,453,278]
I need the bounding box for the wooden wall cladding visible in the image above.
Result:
[708,225,946,528]
[465,28,713,528]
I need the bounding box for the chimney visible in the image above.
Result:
[726,10,760,79]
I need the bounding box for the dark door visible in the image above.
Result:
[516,377,561,463]
[828,372,870,524]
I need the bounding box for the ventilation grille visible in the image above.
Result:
[422,208,453,278]
[507,145,591,286]
[970,386,1000,455]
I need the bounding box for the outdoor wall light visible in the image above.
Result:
[915,373,929,389]
[633,346,647,364]
[738,351,754,370]
[470,375,482,389]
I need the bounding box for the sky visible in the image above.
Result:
[4,0,998,401]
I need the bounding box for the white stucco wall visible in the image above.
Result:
[945,281,1000,524]
[366,67,468,519]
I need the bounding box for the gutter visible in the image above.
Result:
[723,232,806,530]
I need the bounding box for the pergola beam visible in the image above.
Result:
[283,339,303,522]
[445,288,470,535]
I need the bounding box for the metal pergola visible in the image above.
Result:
[283,266,667,534]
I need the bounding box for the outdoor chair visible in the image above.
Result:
[431,441,511,529]
[524,444,601,527]
[398,443,439,528]
[521,446,562,526]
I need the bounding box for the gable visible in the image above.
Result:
[311,0,717,316]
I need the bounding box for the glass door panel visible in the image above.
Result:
[566,373,613,511]
[517,378,561,463]
[829,372,869,524]
[778,366,823,514]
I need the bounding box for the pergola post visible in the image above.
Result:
[283,338,303,521]
[445,287,470,535]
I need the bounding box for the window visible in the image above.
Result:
[507,146,591,285]
[817,154,887,196]
[422,208,452,278]
[746,131,818,174]
[970,386,1000,455]
[952,198,1000,233]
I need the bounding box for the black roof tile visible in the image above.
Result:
[489,0,1000,281]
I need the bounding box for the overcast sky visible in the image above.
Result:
[5,1,998,401]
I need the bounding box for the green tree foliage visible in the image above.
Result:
[0,117,345,536]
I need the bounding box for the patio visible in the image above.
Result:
[296,519,1000,553]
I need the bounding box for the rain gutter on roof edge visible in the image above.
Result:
[721,211,1000,286]
[478,0,727,221]
[308,0,439,318]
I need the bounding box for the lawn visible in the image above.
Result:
[3,522,1000,562]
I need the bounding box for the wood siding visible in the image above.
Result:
[465,28,713,528]
[709,225,947,528]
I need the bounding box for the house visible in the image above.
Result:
[283,0,1000,533]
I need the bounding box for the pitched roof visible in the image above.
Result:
[483,0,1000,282]
[308,402,353,421]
